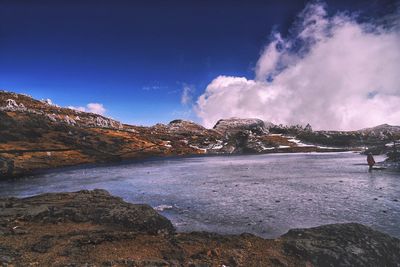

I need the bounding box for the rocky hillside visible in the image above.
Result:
[213,118,270,135]
[359,124,400,137]
[0,92,124,130]
[1,90,399,178]
[0,90,221,178]
[1,189,399,266]
[270,123,400,149]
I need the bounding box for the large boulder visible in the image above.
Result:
[281,223,400,267]
[212,118,273,153]
[1,191,400,266]
[0,189,174,235]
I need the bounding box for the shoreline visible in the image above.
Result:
[1,149,359,181]
[3,152,398,240]
[1,90,398,180]
[1,189,399,266]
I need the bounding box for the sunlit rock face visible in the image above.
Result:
[0,90,123,130]
[213,118,271,136]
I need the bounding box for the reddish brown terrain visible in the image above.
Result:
[1,190,399,267]
[1,91,400,266]
[4,90,392,179]
[0,91,222,178]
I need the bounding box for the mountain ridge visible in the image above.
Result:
[1,90,399,178]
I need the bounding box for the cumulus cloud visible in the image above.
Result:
[68,103,106,115]
[86,103,106,115]
[196,1,400,130]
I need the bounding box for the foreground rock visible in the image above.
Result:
[282,223,400,267]
[0,189,174,235]
[1,190,399,266]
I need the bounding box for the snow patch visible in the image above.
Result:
[189,145,207,153]
[163,141,172,148]
[154,205,173,211]
[210,140,224,150]
[262,147,276,150]
[287,137,314,147]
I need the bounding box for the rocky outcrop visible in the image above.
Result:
[0,189,174,235]
[213,117,270,136]
[0,158,13,177]
[0,90,123,130]
[1,190,399,266]
[281,223,400,267]
[359,124,400,137]
[167,119,210,135]
[212,118,274,153]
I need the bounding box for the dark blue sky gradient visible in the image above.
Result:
[0,0,396,125]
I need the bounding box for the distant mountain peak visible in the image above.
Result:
[213,117,270,135]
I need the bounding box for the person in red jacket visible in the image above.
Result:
[367,153,375,171]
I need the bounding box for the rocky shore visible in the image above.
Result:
[1,189,399,267]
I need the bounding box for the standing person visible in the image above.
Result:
[367,153,375,171]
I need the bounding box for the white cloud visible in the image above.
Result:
[86,103,106,115]
[196,2,400,130]
[68,103,106,115]
[181,85,195,106]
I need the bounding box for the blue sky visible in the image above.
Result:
[0,0,396,126]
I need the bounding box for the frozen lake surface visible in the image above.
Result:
[0,152,399,238]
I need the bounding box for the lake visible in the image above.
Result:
[0,152,399,238]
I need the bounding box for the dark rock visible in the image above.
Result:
[0,245,20,265]
[0,189,174,235]
[281,223,400,267]
[0,226,12,236]
[0,158,14,177]
[31,235,55,253]
[2,190,400,266]
[11,226,28,235]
